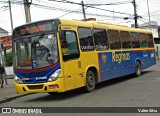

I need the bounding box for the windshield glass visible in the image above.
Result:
[13,34,58,69]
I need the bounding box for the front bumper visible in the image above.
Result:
[14,77,64,94]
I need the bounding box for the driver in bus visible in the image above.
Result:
[61,40,69,54]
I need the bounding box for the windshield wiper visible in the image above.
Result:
[38,33,45,41]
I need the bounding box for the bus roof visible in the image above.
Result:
[13,18,152,35]
[60,19,152,34]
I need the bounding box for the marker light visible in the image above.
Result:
[48,69,61,82]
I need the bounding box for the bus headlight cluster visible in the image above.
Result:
[15,76,23,84]
[48,69,61,82]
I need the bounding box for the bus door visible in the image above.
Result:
[60,27,84,91]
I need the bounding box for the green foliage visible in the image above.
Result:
[158,28,160,38]
[4,51,12,66]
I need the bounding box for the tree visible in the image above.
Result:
[4,51,12,66]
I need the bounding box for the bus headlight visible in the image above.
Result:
[48,69,61,82]
[15,76,23,84]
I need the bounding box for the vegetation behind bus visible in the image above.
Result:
[4,51,12,66]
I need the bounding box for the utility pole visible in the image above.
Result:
[132,0,138,28]
[81,0,86,21]
[23,0,32,23]
[147,0,151,30]
[8,0,13,32]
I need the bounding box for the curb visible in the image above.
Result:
[0,93,35,104]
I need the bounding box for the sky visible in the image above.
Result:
[0,0,160,35]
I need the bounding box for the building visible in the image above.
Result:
[0,27,12,50]
[0,27,9,37]
[0,36,12,49]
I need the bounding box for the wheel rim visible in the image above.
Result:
[137,64,141,75]
[88,75,94,87]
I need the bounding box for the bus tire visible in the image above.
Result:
[48,92,58,95]
[85,70,96,92]
[135,61,142,77]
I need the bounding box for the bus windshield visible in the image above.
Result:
[13,33,58,69]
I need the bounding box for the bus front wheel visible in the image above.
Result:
[85,70,96,92]
[135,61,142,77]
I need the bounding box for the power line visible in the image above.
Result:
[139,18,148,23]
[32,3,126,19]
[14,0,133,21]
[58,6,82,18]
[49,0,132,6]
[48,0,132,16]
[85,1,131,6]
[1,0,160,28]
[49,0,80,5]
[86,5,131,16]
[0,0,133,18]
[32,3,78,13]
[38,0,76,11]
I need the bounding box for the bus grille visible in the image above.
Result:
[27,85,43,90]
[21,71,48,78]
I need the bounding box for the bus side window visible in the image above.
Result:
[108,30,121,50]
[146,34,154,48]
[139,33,148,48]
[120,31,131,49]
[130,32,140,48]
[92,29,109,50]
[78,27,94,51]
[60,31,80,61]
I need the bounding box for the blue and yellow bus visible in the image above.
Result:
[12,19,156,94]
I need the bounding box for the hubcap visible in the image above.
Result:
[88,75,94,87]
[137,65,141,75]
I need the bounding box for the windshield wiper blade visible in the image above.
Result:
[37,33,45,42]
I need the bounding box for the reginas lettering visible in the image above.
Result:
[112,52,130,63]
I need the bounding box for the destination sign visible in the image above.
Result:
[19,22,53,36]
[21,25,46,35]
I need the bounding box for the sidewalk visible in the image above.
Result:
[0,60,160,104]
[0,77,31,104]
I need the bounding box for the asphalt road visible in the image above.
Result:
[1,64,160,115]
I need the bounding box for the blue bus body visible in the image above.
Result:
[98,49,156,81]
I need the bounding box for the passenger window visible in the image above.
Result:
[78,28,94,51]
[60,31,80,61]
[108,30,121,49]
[146,34,154,48]
[92,29,108,50]
[139,33,148,48]
[130,32,140,48]
[120,31,131,49]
